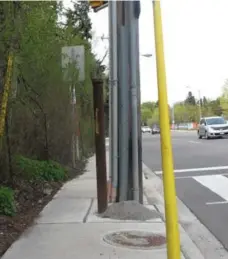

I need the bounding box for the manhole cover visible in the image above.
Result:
[103,230,166,250]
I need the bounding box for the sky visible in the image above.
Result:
[65,0,228,105]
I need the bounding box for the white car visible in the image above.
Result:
[141,126,151,133]
[198,116,228,139]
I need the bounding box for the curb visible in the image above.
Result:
[142,163,228,259]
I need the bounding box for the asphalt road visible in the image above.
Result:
[142,131,228,250]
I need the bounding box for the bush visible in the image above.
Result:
[15,156,68,182]
[0,187,16,216]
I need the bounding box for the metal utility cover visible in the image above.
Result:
[103,230,166,250]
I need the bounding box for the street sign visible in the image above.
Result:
[61,45,85,81]
[89,1,108,12]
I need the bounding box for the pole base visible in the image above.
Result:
[107,180,116,202]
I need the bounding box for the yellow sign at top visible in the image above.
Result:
[89,1,107,9]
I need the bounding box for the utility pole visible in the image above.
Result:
[108,0,118,202]
[116,1,142,202]
[135,9,143,204]
[116,1,130,201]
[152,1,181,259]
[92,79,108,214]
[89,0,142,203]
[129,0,141,202]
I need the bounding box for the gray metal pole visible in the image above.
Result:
[108,0,113,199]
[108,0,118,198]
[135,7,143,204]
[117,1,130,201]
[129,1,140,201]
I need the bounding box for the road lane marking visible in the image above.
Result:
[175,173,228,179]
[206,201,228,205]
[155,165,228,175]
[193,175,228,202]
[188,140,201,144]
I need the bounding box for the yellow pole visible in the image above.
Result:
[152,1,181,259]
[0,53,13,137]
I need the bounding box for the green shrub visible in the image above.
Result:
[15,156,68,181]
[0,187,16,216]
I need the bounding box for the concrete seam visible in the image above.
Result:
[36,222,85,225]
[83,198,94,223]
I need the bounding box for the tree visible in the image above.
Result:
[210,98,222,116]
[65,1,92,40]
[220,79,228,117]
[141,101,156,112]
[0,2,105,253]
[0,1,98,183]
[141,101,157,125]
[202,96,207,106]
[174,103,188,123]
[141,108,152,125]
[147,107,159,126]
[185,91,196,106]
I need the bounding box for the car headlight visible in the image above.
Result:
[207,127,214,133]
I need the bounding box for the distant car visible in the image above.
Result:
[198,116,228,139]
[141,126,151,133]
[151,125,160,134]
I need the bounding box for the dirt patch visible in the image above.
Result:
[0,160,86,257]
[101,201,161,221]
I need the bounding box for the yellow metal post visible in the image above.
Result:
[0,53,13,137]
[152,1,181,259]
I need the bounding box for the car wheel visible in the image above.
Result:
[205,131,210,139]
[198,131,202,139]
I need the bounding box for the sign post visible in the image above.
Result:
[61,46,85,166]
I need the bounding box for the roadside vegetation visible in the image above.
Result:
[0,1,107,256]
[141,83,228,126]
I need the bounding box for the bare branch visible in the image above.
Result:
[99,49,108,65]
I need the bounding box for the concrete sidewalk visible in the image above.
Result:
[2,154,221,259]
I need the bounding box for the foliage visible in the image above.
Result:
[220,79,228,117]
[15,156,67,181]
[65,0,92,40]
[0,1,105,185]
[142,89,224,124]
[141,101,158,125]
[0,186,16,216]
[141,108,152,125]
[185,91,196,106]
[141,101,156,112]
[147,108,159,126]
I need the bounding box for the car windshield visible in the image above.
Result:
[206,117,226,125]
